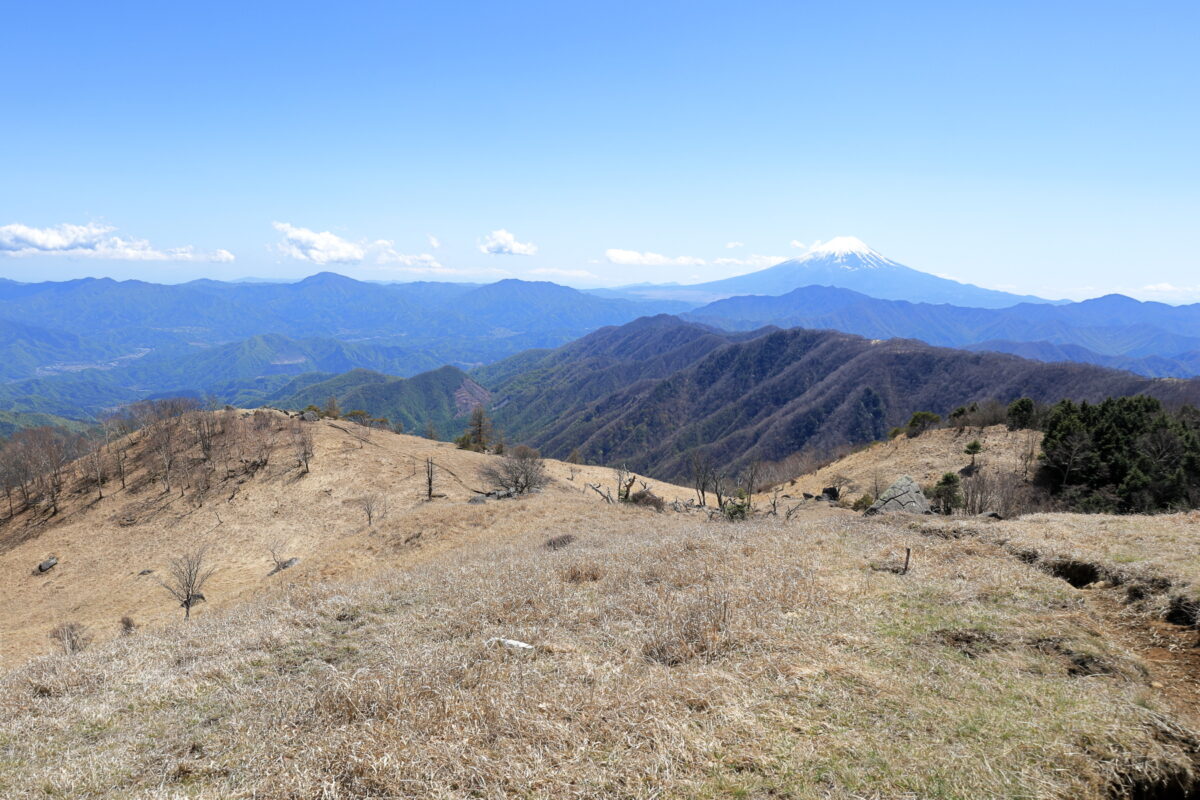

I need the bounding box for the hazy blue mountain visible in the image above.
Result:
[0,334,451,418]
[963,341,1200,378]
[684,285,1200,376]
[0,273,691,383]
[606,237,1054,307]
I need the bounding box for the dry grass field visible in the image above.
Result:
[772,425,1043,502]
[1,413,1199,799]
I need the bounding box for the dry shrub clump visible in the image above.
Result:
[47,621,92,655]
[628,489,666,512]
[561,560,604,583]
[641,588,733,665]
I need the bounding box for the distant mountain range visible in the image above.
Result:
[0,273,689,378]
[685,284,1200,377]
[3,238,1200,439]
[600,237,1054,307]
[265,316,1200,482]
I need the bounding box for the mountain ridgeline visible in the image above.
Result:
[278,315,1200,483]
[685,285,1200,378]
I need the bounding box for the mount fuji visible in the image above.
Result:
[610,237,1055,308]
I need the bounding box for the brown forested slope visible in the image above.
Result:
[483,317,1200,481]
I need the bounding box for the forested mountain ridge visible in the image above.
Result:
[477,317,1200,481]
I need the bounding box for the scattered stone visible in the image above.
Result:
[37,557,58,573]
[138,569,154,576]
[977,511,1003,520]
[300,410,319,423]
[468,495,487,505]
[821,486,840,501]
[486,637,534,651]
[864,476,931,516]
[802,492,815,500]
[1151,681,1165,689]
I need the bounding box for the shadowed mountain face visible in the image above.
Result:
[685,284,1200,377]
[474,316,1200,481]
[607,237,1053,307]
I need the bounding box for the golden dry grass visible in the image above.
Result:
[770,425,1042,502]
[2,414,1199,798]
[2,498,1198,798]
[0,412,690,667]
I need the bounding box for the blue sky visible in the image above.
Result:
[2,1,1197,301]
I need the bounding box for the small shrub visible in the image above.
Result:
[629,490,666,512]
[930,472,964,515]
[906,411,941,437]
[49,622,92,655]
[721,490,750,521]
[563,561,604,583]
[480,445,548,495]
[851,493,874,511]
[643,591,732,666]
[545,534,576,551]
[119,616,137,636]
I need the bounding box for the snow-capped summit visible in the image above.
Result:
[807,236,877,257]
[801,236,893,269]
[612,235,1052,308]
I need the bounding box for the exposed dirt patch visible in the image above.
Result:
[927,627,1005,659]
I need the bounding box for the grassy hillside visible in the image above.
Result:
[773,424,1044,500]
[2,411,1200,796]
[7,419,1200,796]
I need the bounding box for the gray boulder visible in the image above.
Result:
[37,557,58,573]
[864,476,931,516]
[300,410,319,423]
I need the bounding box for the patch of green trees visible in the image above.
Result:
[1037,396,1200,513]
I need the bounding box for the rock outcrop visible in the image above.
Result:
[864,476,930,516]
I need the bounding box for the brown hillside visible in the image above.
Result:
[0,410,689,667]
[4,410,1200,798]
[772,424,1043,501]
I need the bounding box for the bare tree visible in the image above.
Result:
[158,547,217,620]
[480,445,548,495]
[425,457,436,500]
[267,539,298,575]
[49,622,92,655]
[613,464,636,502]
[689,450,716,507]
[292,420,314,473]
[356,493,386,526]
[83,429,107,500]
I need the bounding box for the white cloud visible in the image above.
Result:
[375,246,443,270]
[530,267,598,279]
[273,222,364,265]
[725,241,745,249]
[790,239,807,249]
[427,234,441,249]
[479,229,538,256]
[1130,283,1200,303]
[713,254,786,269]
[605,248,706,267]
[0,221,234,262]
